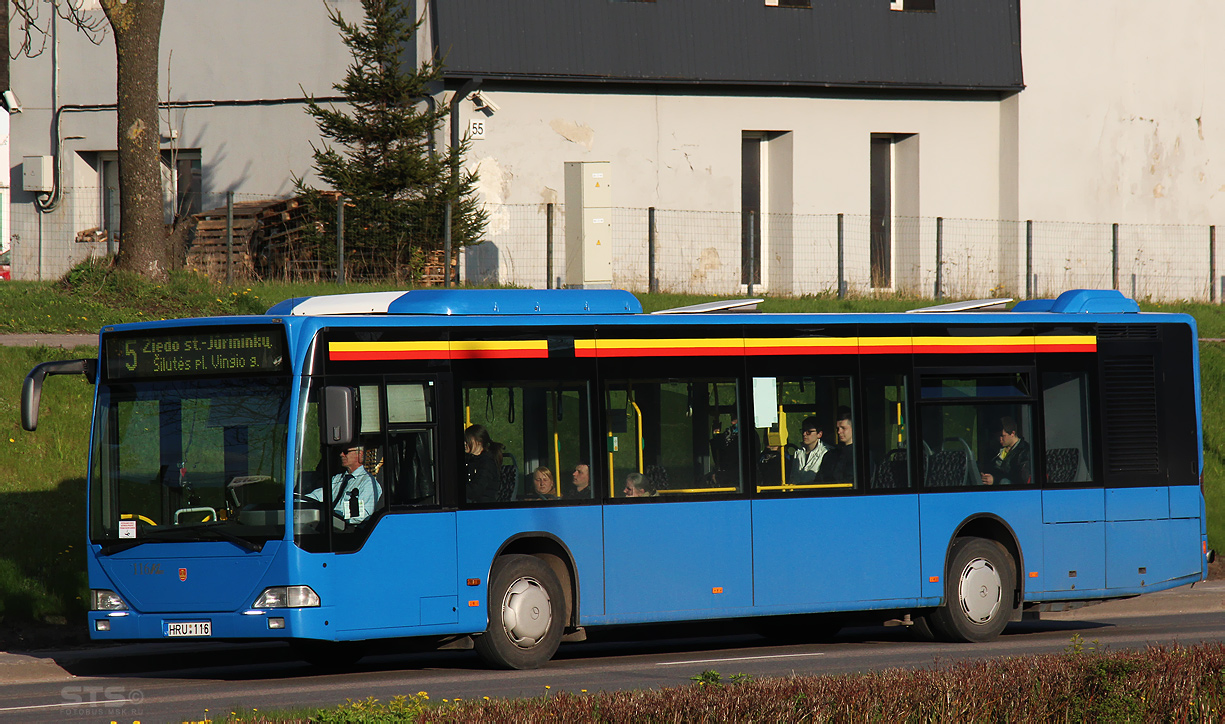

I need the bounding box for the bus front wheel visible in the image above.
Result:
[474,554,565,670]
[926,537,1015,643]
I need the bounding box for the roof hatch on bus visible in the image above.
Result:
[266,289,643,316]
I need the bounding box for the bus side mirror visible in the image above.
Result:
[323,386,355,446]
[22,359,95,431]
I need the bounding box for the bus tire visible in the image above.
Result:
[928,537,1015,643]
[474,554,565,670]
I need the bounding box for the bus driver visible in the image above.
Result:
[307,444,381,525]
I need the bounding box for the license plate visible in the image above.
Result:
[164,621,211,637]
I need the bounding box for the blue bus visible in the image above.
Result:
[21,288,1210,669]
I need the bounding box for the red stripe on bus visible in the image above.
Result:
[329,350,447,361]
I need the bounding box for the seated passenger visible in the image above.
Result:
[526,466,558,501]
[981,416,1031,486]
[563,462,592,499]
[623,472,656,497]
[793,416,831,483]
[306,443,382,525]
[818,407,855,484]
[464,424,503,503]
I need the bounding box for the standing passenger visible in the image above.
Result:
[464,424,502,503]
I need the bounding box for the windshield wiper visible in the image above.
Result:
[97,523,263,555]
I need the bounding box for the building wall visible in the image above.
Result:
[7,0,359,279]
[1016,1,1225,225]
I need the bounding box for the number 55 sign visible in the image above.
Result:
[469,118,486,140]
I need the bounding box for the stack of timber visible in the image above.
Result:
[255,192,339,281]
[420,249,458,286]
[185,200,269,281]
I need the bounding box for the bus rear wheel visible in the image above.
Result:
[474,554,565,670]
[926,537,1015,643]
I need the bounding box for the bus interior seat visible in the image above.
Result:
[1046,447,1080,484]
[388,431,435,505]
[497,451,519,502]
[871,448,908,489]
[944,437,981,486]
[925,450,968,487]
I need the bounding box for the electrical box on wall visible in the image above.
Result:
[22,156,53,193]
[564,161,612,289]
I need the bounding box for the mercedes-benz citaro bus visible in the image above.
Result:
[21,288,1211,669]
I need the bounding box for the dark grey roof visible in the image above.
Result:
[431,0,1022,91]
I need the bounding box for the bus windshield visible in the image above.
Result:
[89,377,292,551]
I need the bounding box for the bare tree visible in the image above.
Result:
[11,0,171,280]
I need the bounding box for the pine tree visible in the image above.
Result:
[299,0,486,281]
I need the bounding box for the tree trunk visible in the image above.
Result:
[101,0,169,279]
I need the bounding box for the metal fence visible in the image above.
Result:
[9,190,1221,303]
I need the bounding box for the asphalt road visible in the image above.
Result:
[0,581,1221,723]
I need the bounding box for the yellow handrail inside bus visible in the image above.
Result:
[120,513,157,526]
[756,483,854,492]
[608,432,615,497]
[657,487,739,494]
[631,400,644,474]
[778,404,787,485]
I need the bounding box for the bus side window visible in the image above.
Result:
[1041,372,1094,484]
[606,379,741,497]
[751,375,855,492]
[462,382,591,503]
[919,374,1035,488]
[385,382,437,505]
[865,374,910,490]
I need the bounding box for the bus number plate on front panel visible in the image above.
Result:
[164,621,211,637]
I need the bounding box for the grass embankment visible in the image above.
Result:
[1,263,1223,632]
[222,642,1225,723]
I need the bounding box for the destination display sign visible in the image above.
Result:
[104,327,288,380]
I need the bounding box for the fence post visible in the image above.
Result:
[336,195,346,286]
[1211,225,1217,303]
[1025,220,1033,300]
[225,191,234,286]
[934,216,943,299]
[546,203,554,290]
[747,210,756,296]
[837,213,845,299]
[1111,222,1119,291]
[648,206,658,294]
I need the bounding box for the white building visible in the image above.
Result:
[6,1,1223,300]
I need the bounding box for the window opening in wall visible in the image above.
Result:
[870,135,892,288]
[162,149,202,223]
[891,0,935,11]
[100,154,120,243]
[742,134,764,286]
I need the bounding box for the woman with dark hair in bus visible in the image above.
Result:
[464,424,503,502]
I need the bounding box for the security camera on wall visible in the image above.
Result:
[471,91,499,114]
[2,90,22,114]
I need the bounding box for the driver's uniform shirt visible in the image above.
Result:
[307,465,380,524]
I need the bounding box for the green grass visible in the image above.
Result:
[0,345,95,625]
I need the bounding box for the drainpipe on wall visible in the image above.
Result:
[445,77,481,286]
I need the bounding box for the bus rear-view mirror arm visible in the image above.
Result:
[22,359,96,431]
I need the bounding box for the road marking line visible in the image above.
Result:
[0,701,128,712]
[656,652,826,666]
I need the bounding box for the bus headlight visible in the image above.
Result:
[253,585,320,608]
[91,589,129,611]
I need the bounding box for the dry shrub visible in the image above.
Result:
[423,642,1225,723]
